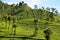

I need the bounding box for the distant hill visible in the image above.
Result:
[0,0,60,23]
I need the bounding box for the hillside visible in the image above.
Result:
[0,0,60,40]
[0,0,60,22]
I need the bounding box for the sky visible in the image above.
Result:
[1,0,60,13]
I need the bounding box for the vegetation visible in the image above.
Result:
[0,0,60,40]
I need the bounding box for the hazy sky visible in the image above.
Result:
[2,0,60,13]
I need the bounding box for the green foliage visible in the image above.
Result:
[0,0,60,40]
[0,0,59,22]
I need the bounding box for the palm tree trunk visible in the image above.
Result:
[34,23,38,36]
[8,21,10,35]
[13,28,16,37]
[30,22,38,37]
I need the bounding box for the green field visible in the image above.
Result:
[0,0,60,40]
[0,19,60,40]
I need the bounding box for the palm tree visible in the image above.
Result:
[38,9,43,19]
[34,19,38,36]
[35,5,37,9]
[46,7,55,21]
[26,12,29,18]
[31,9,35,19]
[44,28,52,40]
[12,23,17,36]
[49,12,54,21]
[45,7,50,21]
[3,16,7,27]
[8,15,11,34]
[41,7,44,10]
[12,16,17,23]
[50,8,55,21]
[10,4,15,16]
[30,19,38,37]
[51,8,56,13]
[19,2,22,6]
[55,10,58,15]
[49,8,55,21]
[22,1,24,4]
[0,0,2,3]
[46,7,50,12]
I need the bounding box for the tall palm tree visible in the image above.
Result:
[55,10,58,15]
[41,7,44,10]
[49,12,54,21]
[0,0,2,3]
[51,8,56,13]
[46,7,50,21]
[3,16,7,27]
[39,9,43,19]
[12,23,17,36]
[31,9,35,19]
[30,19,38,37]
[44,28,52,40]
[8,15,11,35]
[34,19,38,36]
[46,7,50,12]
[19,2,22,6]
[49,8,56,21]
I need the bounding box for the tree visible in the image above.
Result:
[30,19,38,37]
[19,2,22,6]
[12,16,17,23]
[46,7,50,12]
[22,1,24,4]
[7,15,11,34]
[44,28,52,40]
[3,15,7,27]
[12,23,17,36]
[0,0,2,3]
[49,12,54,21]
[51,8,56,13]
[41,7,44,10]
[46,7,55,21]
[38,9,43,19]
[10,4,15,15]
[55,10,58,15]
[26,12,29,18]
[31,9,35,19]
[45,7,50,21]
[50,8,55,21]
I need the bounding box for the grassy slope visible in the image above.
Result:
[0,19,60,40]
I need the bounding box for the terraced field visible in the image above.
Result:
[0,19,60,40]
